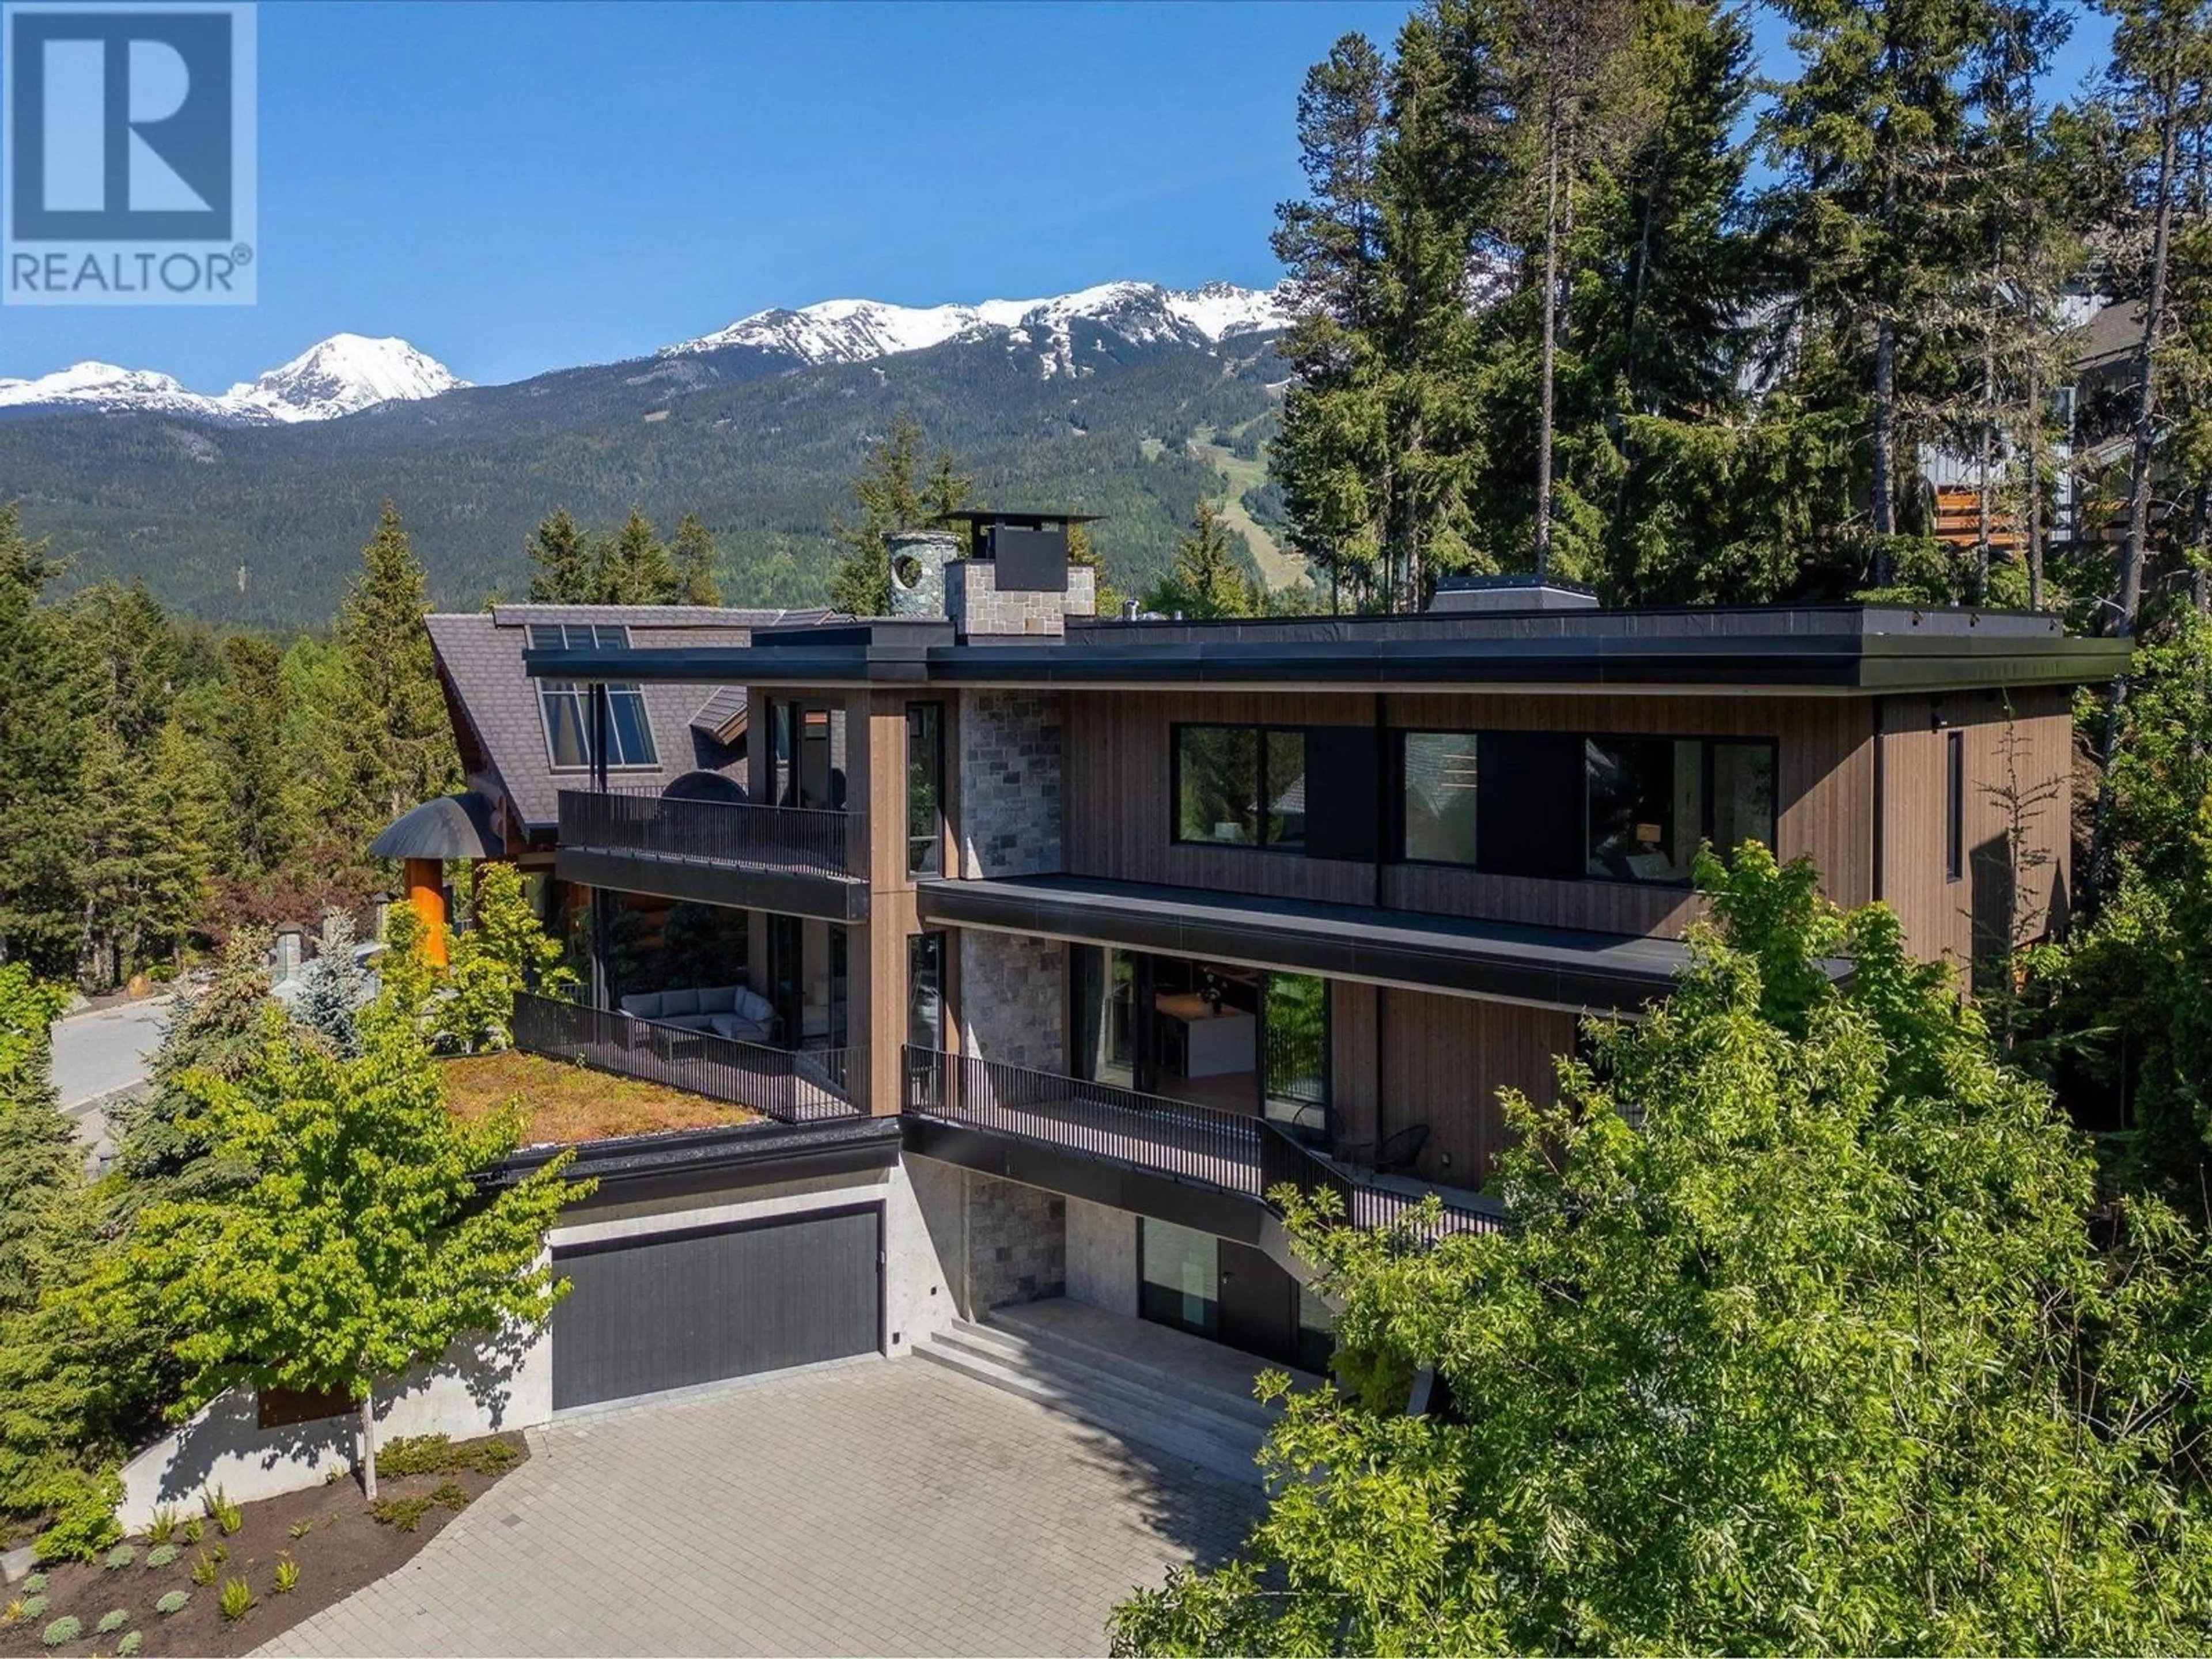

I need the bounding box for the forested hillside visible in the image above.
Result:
[0,321,1283,627]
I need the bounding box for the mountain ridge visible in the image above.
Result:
[0,334,467,425]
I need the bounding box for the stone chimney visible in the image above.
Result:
[885,529,961,619]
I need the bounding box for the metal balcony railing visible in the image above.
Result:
[557,789,862,879]
[900,1046,1501,1238]
[515,992,861,1124]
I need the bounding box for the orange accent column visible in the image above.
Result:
[404,858,448,968]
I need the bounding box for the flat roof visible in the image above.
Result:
[915,873,1853,1013]
[522,603,2129,696]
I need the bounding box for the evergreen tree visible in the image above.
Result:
[1762,0,1992,584]
[0,963,123,1558]
[333,502,460,836]
[671,512,723,606]
[588,508,678,604]
[0,506,86,976]
[524,507,592,603]
[74,724,202,989]
[109,929,271,1215]
[214,635,297,877]
[289,911,373,1059]
[826,416,972,615]
[1149,499,1258,618]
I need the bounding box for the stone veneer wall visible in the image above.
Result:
[958,690,1063,878]
[908,1157,1067,1316]
[949,560,1097,638]
[958,929,1065,1073]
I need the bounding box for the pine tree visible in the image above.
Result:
[290,911,373,1059]
[215,635,297,877]
[75,724,201,990]
[524,508,592,603]
[1763,0,1993,584]
[671,513,723,606]
[827,416,972,615]
[333,502,460,836]
[0,506,87,976]
[591,508,677,604]
[1151,500,1257,618]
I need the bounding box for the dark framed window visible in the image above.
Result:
[1173,725,1306,849]
[1584,736,1775,884]
[907,704,945,877]
[1399,732,1480,865]
[531,626,656,771]
[1945,729,1964,883]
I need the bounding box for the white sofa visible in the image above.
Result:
[619,983,779,1044]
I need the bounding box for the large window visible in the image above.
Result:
[1389,730,1775,884]
[530,624,656,771]
[1945,729,1965,883]
[1399,732,1480,865]
[1584,737,1775,884]
[907,931,945,1051]
[1174,725,1306,849]
[907,704,944,876]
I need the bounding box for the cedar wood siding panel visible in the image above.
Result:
[1878,688,2073,980]
[1377,990,1575,1186]
[1062,690,1874,937]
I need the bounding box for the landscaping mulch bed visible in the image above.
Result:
[0,1432,528,1659]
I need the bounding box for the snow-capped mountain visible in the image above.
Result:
[219,334,467,423]
[0,334,466,424]
[665,279,1288,367]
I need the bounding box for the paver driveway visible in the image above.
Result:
[256,1356,1263,1658]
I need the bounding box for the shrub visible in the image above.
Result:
[154,1592,190,1616]
[218,1577,255,1622]
[118,1633,143,1657]
[104,1543,137,1570]
[95,1609,128,1634]
[431,1479,469,1513]
[144,1544,179,1569]
[288,1520,312,1540]
[3,1599,21,1624]
[274,1555,300,1594]
[41,1615,81,1647]
[21,1574,44,1594]
[180,1517,203,1544]
[145,1509,178,1546]
[377,1433,455,1477]
[189,1552,219,1586]
[20,1596,47,1619]
[475,1436,522,1474]
[371,1494,434,1532]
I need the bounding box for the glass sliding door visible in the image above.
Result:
[1138,1218,1219,1339]
[1070,945,1148,1091]
[1262,971,1331,1142]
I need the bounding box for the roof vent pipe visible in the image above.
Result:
[1121,598,1140,622]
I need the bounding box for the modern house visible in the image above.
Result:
[120,518,2128,1522]
[454,518,2116,1399]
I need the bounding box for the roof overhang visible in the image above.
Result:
[914,874,1846,1015]
[369,791,506,861]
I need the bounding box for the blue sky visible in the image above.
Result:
[0,0,2113,392]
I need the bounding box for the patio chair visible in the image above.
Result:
[1374,1123,1429,1176]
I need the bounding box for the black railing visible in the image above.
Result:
[902,1047,1266,1196]
[557,789,862,878]
[1258,1119,1502,1237]
[902,1046,1503,1237]
[515,993,861,1124]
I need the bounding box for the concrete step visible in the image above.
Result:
[914,1313,1275,1486]
[934,1320,1275,1446]
[984,1304,1303,1423]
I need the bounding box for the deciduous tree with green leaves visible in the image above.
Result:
[81,987,590,1502]
[1113,846,2212,1655]
[441,861,575,1054]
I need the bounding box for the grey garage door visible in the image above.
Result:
[551,1206,881,1411]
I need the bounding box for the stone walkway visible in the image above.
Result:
[256,1356,1262,1657]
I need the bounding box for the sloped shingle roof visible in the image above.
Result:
[425,604,841,834]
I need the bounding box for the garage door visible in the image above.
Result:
[551,1206,881,1411]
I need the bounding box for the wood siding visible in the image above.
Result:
[1373,989,1575,1185]
[1876,688,2073,982]
[1063,689,1876,937]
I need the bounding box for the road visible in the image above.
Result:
[50,995,172,1168]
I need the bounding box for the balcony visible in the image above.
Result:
[902,1047,1502,1239]
[555,789,870,921]
[514,992,862,1124]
